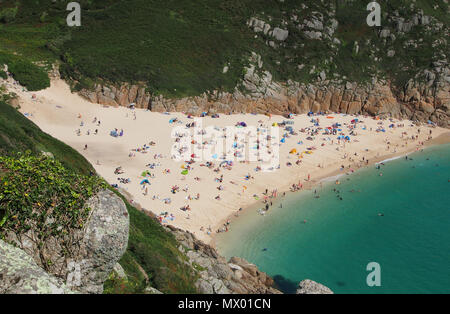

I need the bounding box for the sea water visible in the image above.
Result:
[216,144,450,294]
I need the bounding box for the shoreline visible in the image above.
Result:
[210,132,450,248]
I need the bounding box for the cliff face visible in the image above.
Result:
[167,225,282,294]
[0,190,129,294]
[79,73,450,128]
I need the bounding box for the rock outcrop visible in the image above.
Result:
[296,279,334,294]
[167,225,280,294]
[79,83,151,109]
[78,61,449,128]
[0,189,129,294]
[0,240,73,294]
[74,2,449,129]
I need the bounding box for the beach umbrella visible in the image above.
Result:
[181,170,189,175]
[290,149,297,154]
[140,179,150,185]
[280,138,286,143]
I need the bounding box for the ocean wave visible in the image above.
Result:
[377,155,404,164]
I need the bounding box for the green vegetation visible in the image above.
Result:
[1,0,448,96]
[0,0,447,293]
[0,51,50,90]
[0,6,18,23]
[0,153,105,267]
[105,191,199,294]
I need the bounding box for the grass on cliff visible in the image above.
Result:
[0,153,105,270]
[0,98,198,293]
[1,0,448,97]
[0,51,50,91]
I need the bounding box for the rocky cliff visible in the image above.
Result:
[167,225,333,294]
[75,1,449,128]
[0,187,332,295]
[80,73,449,128]
[0,190,129,294]
[167,225,282,294]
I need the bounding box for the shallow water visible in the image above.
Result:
[216,144,450,294]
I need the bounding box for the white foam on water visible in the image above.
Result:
[377,155,404,164]
[320,173,345,183]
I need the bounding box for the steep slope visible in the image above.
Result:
[0,96,199,293]
[1,0,448,97]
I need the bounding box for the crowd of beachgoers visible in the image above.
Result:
[11,79,448,244]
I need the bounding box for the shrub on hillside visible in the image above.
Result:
[0,153,105,267]
[0,7,18,23]
[0,53,50,91]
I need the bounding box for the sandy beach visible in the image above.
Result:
[7,78,450,245]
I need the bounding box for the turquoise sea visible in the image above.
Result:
[216,144,450,294]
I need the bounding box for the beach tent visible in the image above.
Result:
[140,179,150,185]
[141,170,151,177]
[280,138,286,143]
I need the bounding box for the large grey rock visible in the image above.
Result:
[271,28,289,41]
[73,190,129,293]
[3,189,129,294]
[0,240,73,294]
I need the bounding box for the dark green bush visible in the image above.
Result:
[0,52,50,91]
[0,154,105,253]
[0,7,18,23]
